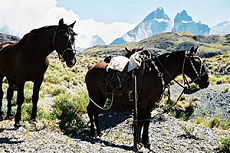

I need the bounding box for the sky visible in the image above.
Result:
[0,0,229,48]
[57,0,230,26]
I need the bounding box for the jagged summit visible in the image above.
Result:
[90,35,105,47]
[174,10,193,22]
[111,7,172,45]
[143,7,170,22]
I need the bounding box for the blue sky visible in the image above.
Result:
[0,0,229,48]
[57,0,230,26]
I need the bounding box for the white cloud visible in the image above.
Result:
[77,19,136,44]
[0,0,135,48]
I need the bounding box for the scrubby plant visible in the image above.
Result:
[51,92,89,134]
[185,83,200,94]
[16,103,51,121]
[52,87,67,96]
[211,116,221,128]
[192,117,230,131]
[221,120,230,130]
[219,137,230,153]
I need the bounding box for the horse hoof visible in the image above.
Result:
[0,117,4,121]
[6,114,14,120]
[0,111,5,121]
[30,118,37,123]
[89,130,96,137]
[97,132,102,137]
[144,143,151,149]
[14,122,23,129]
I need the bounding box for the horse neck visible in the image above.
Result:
[158,52,185,85]
[19,30,55,58]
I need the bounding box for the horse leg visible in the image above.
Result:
[31,80,42,121]
[133,105,144,149]
[6,79,15,119]
[0,75,4,121]
[14,82,25,128]
[141,110,151,149]
[87,103,96,137]
[94,96,106,136]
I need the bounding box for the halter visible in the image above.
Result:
[52,27,76,62]
[153,51,207,102]
[186,55,208,83]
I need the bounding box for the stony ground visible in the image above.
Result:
[0,112,229,153]
[0,84,230,153]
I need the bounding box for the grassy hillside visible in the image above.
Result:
[84,32,230,56]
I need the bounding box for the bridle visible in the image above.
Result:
[186,54,208,83]
[152,51,208,102]
[52,27,76,62]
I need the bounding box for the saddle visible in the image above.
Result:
[105,56,132,93]
[104,51,155,94]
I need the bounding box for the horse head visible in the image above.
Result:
[125,47,143,58]
[183,47,209,89]
[53,18,77,67]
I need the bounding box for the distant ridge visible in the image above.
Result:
[111,8,212,45]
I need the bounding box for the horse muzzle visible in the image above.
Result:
[199,81,209,89]
[66,57,76,67]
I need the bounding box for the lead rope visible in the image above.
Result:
[133,71,139,148]
[89,92,114,111]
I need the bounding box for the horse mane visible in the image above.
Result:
[30,25,57,34]
[17,25,58,45]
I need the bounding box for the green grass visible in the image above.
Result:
[219,137,230,152]
[51,92,89,134]
[192,117,230,131]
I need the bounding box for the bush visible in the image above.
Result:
[211,116,221,128]
[52,88,67,96]
[51,92,89,134]
[184,83,200,94]
[219,137,230,153]
[20,103,51,121]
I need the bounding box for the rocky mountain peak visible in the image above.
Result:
[174,10,193,22]
[143,7,170,22]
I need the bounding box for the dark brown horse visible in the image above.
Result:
[0,19,77,127]
[0,42,17,120]
[85,47,209,149]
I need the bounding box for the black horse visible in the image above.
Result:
[0,18,77,127]
[85,47,209,149]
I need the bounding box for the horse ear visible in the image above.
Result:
[125,47,130,52]
[69,21,76,28]
[189,46,195,56]
[194,46,199,55]
[59,18,64,26]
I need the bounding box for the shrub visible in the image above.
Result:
[219,137,230,153]
[211,116,221,128]
[19,103,51,121]
[184,83,200,94]
[51,92,89,134]
[52,88,67,96]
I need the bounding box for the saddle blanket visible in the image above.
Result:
[128,51,143,72]
[106,51,145,72]
[106,56,129,72]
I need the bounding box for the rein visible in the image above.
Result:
[153,52,206,102]
[89,92,115,111]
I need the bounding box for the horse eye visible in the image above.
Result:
[61,31,68,36]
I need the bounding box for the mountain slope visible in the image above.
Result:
[172,10,210,35]
[211,21,230,35]
[111,7,172,45]
[85,32,230,57]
